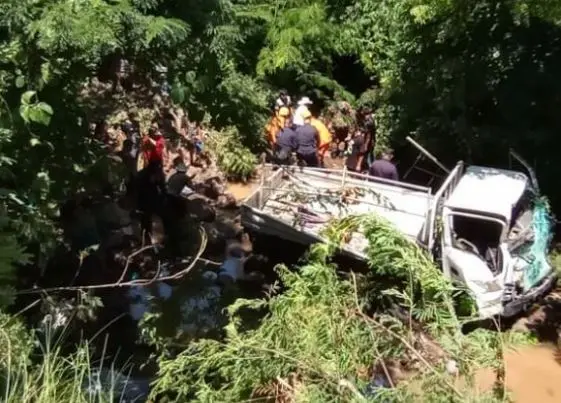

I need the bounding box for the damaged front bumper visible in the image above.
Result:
[501,272,557,317]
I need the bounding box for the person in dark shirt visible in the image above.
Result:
[119,140,137,176]
[122,111,141,160]
[357,107,376,171]
[345,130,366,172]
[136,160,166,243]
[274,89,291,110]
[164,158,193,255]
[167,158,192,197]
[369,149,399,181]
[274,118,297,165]
[295,110,320,167]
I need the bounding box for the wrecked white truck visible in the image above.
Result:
[241,159,556,319]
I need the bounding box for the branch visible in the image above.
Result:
[350,273,463,399]
[14,226,209,295]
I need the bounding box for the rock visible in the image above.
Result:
[203,218,243,251]
[210,179,225,196]
[195,164,223,183]
[445,360,459,376]
[185,196,216,222]
[511,317,531,333]
[216,193,237,209]
[187,165,202,178]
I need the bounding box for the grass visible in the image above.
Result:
[0,312,144,403]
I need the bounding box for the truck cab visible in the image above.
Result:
[438,165,555,318]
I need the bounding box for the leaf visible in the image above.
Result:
[27,105,52,126]
[40,62,50,84]
[21,91,36,105]
[19,105,30,123]
[15,76,25,88]
[30,138,40,146]
[170,83,185,104]
[36,102,53,117]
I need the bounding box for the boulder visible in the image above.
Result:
[216,192,237,209]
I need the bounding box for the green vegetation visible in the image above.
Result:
[0,0,559,401]
[151,216,534,402]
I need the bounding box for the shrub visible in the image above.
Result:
[151,214,528,402]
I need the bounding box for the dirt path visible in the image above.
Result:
[475,343,561,402]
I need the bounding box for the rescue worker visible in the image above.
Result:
[369,149,399,181]
[293,97,313,126]
[295,109,320,167]
[274,116,297,165]
[266,106,290,149]
[275,89,292,110]
[310,114,332,167]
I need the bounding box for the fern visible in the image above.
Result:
[151,213,519,402]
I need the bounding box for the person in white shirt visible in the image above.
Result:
[293,96,313,126]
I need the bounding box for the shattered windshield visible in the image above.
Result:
[509,198,554,290]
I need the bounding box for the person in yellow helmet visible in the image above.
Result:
[310,114,332,167]
[277,106,291,126]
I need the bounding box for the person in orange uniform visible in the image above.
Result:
[266,106,291,149]
[310,115,332,167]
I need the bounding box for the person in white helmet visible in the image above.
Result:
[293,96,313,126]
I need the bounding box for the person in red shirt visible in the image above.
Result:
[143,125,166,166]
[137,125,167,244]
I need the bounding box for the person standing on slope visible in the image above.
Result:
[293,97,313,126]
[295,109,320,167]
[369,148,399,181]
[274,115,298,165]
[310,114,332,167]
[275,89,292,111]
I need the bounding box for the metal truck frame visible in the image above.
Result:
[241,162,556,319]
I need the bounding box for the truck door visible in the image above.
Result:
[509,149,539,194]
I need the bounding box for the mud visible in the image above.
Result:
[226,181,258,201]
[475,343,561,402]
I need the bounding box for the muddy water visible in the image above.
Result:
[227,181,258,201]
[475,344,561,402]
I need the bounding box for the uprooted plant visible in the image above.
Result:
[204,125,258,182]
[151,214,533,402]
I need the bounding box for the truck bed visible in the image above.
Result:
[241,166,434,259]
